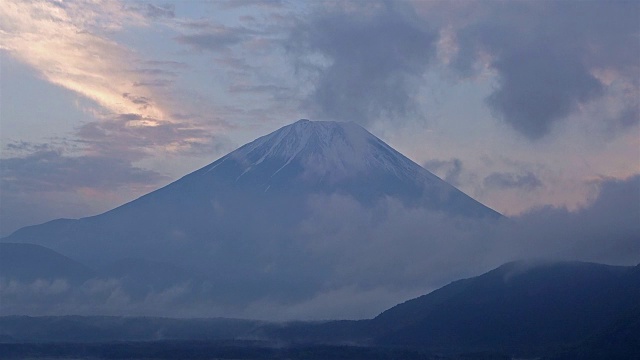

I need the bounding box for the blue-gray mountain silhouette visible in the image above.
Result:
[2,119,500,307]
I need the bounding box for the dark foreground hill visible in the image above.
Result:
[1,261,638,359]
[371,261,640,354]
[550,304,640,360]
[254,261,640,358]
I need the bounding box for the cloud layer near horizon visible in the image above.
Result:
[1,174,637,320]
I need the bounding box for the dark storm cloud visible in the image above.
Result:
[0,150,166,192]
[423,158,463,186]
[449,1,640,139]
[286,1,638,135]
[483,171,543,191]
[287,2,438,124]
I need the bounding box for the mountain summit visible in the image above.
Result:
[229,119,429,183]
[2,119,500,315]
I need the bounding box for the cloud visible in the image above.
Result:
[0,277,200,316]
[483,171,543,191]
[282,1,638,136]
[0,0,224,158]
[286,1,438,124]
[279,174,639,318]
[4,141,53,154]
[497,174,640,265]
[0,0,165,119]
[1,175,637,319]
[176,26,255,52]
[142,3,175,19]
[446,1,640,139]
[75,114,229,159]
[0,150,166,193]
[0,112,230,234]
[0,278,70,296]
[217,0,286,10]
[423,158,463,186]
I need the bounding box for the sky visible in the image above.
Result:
[1,0,639,236]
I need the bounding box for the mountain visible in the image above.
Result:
[1,119,500,314]
[371,261,640,355]
[0,243,95,284]
[550,303,640,360]
[253,261,640,357]
[0,243,97,316]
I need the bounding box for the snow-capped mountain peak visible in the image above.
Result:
[216,119,430,182]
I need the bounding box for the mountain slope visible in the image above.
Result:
[252,261,640,357]
[372,261,640,355]
[0,243,95,284]
[550,303,640,360]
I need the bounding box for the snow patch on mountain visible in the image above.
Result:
[217,119,441,184]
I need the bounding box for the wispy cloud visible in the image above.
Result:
[76,114,229,159]
[0,0,163,119]
[0,150,166,192]
[0,0,222,157]
[483,171,543,191]
[175,25,257,52]
[423,158,463,186]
